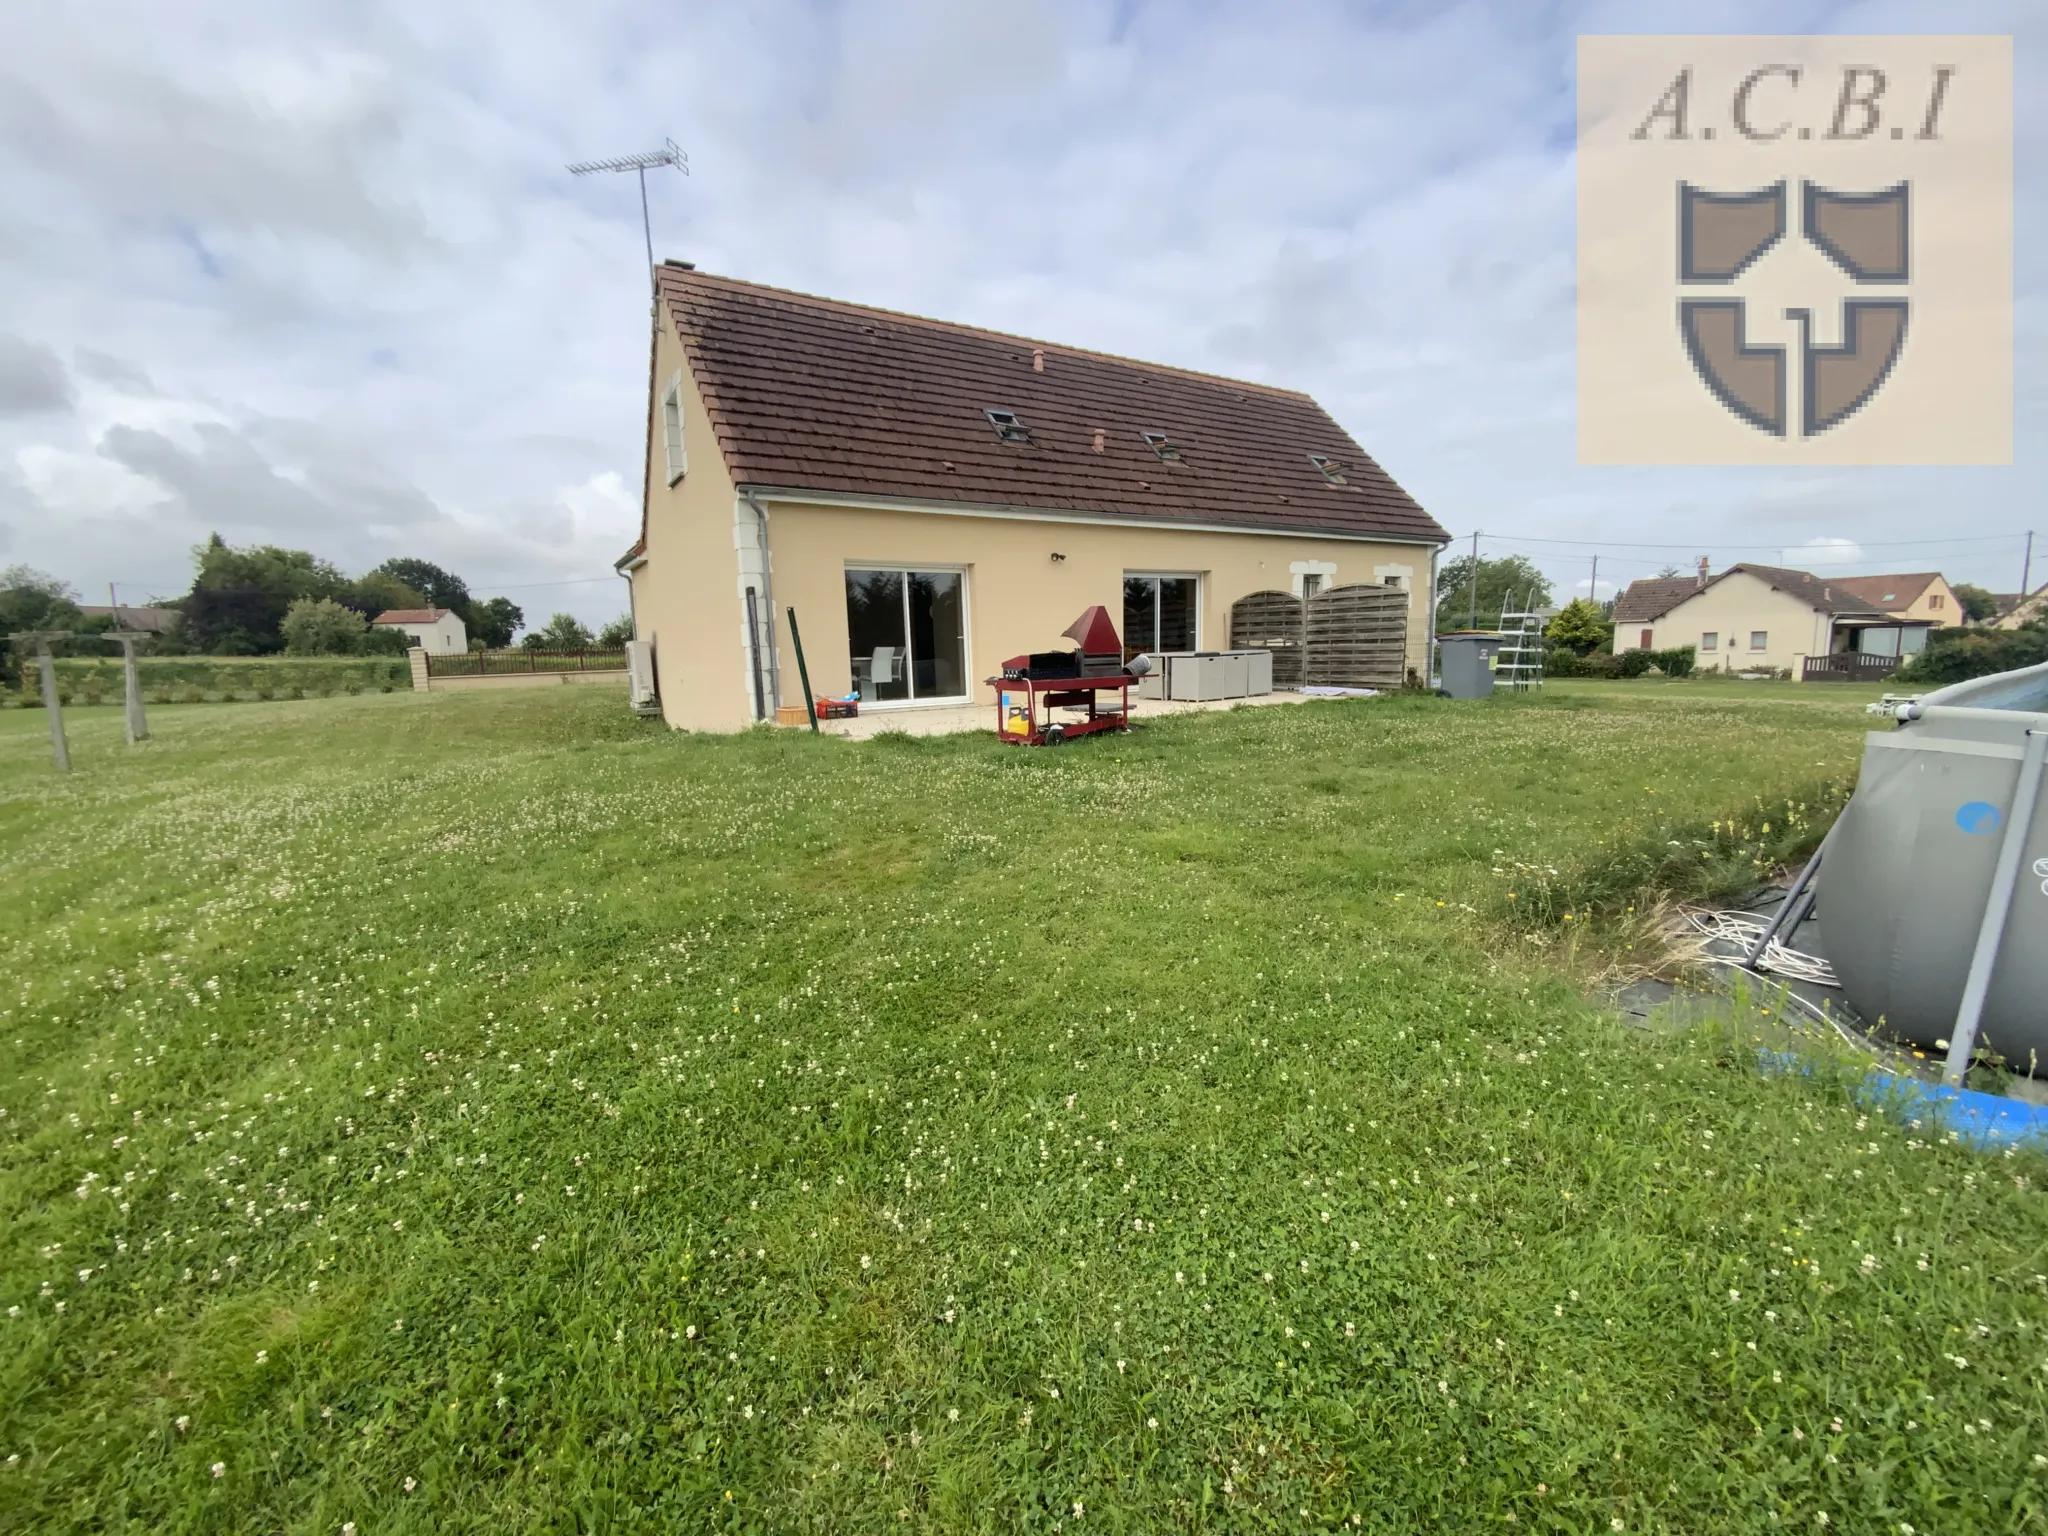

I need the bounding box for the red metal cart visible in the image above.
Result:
[987,605,1145,746]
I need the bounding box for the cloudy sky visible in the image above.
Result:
[0,0,2040,629]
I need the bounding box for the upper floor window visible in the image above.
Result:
[661,372,686,484]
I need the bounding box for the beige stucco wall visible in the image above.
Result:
[758,502,1435,727]
[626,311,749,732]
[627,305,1443,733]
[1625,575,1833,675]
[1894,576,1958,628]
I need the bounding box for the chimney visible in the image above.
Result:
[1696,556,1709,588]
[1091,428,1105,453]
[1032,347,1045,373]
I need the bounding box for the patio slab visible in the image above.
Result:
[794,688,1340,741]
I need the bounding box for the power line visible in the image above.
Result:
[1447,530,2029,553]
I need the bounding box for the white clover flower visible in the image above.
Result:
[211,1463,226,1479]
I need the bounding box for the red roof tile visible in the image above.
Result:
[372,608,451,625]
[652,267,1447,547]
[1826,573,1940,614]
[1611,577,1702,625]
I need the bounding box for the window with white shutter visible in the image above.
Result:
[661,372,686,484]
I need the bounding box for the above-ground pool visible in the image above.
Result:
[1819,659,2048,1061]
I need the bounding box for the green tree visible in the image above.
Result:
[469,596,524,649]
[1434,554,1554,630]
[1544,597,1612,655]
[183,535,347,653]
[280,597,369,655]
[521,613,594,650]
[1896,619,2048,686]
[0,565,85,634]
[1951,582,2000,624]
[596,613,635,647]
[339,570,427,620]
[374,559,471,616]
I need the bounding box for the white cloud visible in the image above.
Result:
[0,0,2039,627]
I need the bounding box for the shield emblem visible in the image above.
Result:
[1804,181,1909,282]
[1679,300,1786,436]
[1678,181,1785,282]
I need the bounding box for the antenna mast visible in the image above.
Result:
[566,138,688,294]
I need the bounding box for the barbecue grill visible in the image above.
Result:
[988,605,1148,746]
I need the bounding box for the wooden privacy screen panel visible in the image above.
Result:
[1303,584,1408,689]
[1227,590,1304,686]
[1229,585,1408,689]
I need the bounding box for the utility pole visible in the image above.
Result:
[1589,555,1599,612]
[1467,530,1480,629]
[2024,530,2036,597]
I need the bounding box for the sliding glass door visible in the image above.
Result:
[1123,573,1199,655]
[845,568,967,702]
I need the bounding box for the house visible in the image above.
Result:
[1612,562,1936,678]
[618,265,1449,732]
[372,606,468,653]
[1823,572,1960,629]
[1992,584,2047,630]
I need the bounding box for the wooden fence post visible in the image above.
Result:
[36,640,70,772]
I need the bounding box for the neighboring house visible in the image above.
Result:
[1824,572,1960,629]
[1612,563,1934,677]
[1992,584,2047,630]
[372,607,468,653]
[77,604,180,635]
[619,264,1450,731]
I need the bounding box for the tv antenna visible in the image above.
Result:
[567,138,688,292]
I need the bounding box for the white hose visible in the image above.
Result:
[1684,910,1840,986]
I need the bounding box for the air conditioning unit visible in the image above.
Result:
[625,640,661,716]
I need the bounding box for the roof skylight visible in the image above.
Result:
[985,408,1032,444]
[1142,431,1183,463]
[1307,453,1349,485]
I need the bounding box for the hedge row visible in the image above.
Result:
[1544,645,1696,679]
[8,655,412,707]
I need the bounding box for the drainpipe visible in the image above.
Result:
[1424,543,1441,688]
[740,489,783,714]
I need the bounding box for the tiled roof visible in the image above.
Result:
[1614,563,1903,624]
[372,608,450,625]
[1826,573,1939,613]
[1611,577,1702,625]
[1722,563,1890,615]
[652,266,1447,546]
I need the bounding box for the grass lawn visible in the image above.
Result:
[3,683,2044,1534]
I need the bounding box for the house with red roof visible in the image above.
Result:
[1612,563,1956,680]
[616,265,1448,731]
[372,606,468,655]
